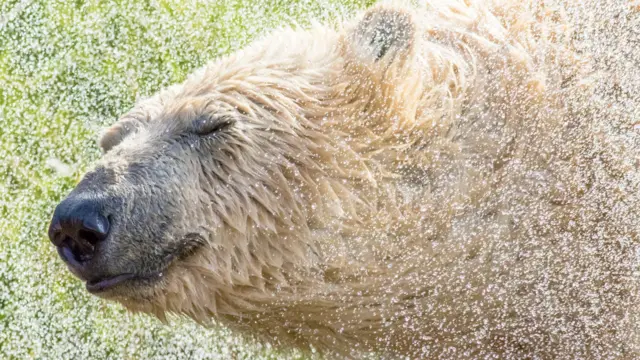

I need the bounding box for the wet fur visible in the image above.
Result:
[87,0,640,358]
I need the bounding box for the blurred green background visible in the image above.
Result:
[0,0,373,358]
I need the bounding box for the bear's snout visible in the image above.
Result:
[48,195,110,279]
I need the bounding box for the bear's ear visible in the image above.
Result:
[98,118,143,153]
[348,6,415,65]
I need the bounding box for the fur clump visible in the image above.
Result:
[90,0,640,358]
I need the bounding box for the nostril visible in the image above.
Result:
[61,235,95,263]
[81,213,110,243]
[79,229,103,246]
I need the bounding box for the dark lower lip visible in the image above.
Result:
[86,273,136,293]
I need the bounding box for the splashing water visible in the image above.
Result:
[0,0,638,359]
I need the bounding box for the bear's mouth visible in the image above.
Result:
[85,270,168,293]
[85,232,206,294]
[86,273,138,293]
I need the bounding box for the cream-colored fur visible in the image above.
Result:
[93,0,640,358]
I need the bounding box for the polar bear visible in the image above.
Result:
[49,1,640,358]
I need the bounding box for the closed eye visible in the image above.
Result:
[193,115,235,136]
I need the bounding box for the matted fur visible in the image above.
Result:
[58,0,640,358]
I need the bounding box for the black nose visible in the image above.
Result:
[48,196,110,269]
